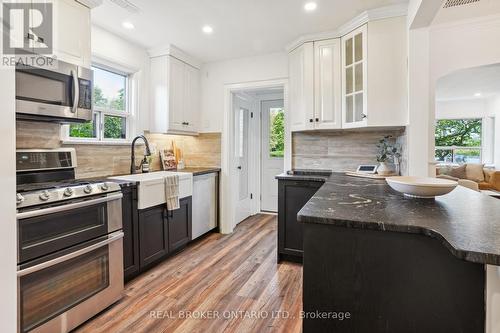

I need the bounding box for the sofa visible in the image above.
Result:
[436,164,500,191]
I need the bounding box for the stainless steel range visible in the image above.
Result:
[16,148,124,333]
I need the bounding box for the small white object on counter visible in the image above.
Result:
[386,176,457,199]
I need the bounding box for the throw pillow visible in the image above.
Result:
[466,163,485,182]
[449,165,466,179]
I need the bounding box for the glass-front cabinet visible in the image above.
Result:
[341,24,367,128]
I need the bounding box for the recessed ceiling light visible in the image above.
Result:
[202,25,213,34]
[304,2,317,12]
[122,21,135,30]
[474,92,482,97]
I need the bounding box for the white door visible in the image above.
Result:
[261,99,284,212]
[233,94,252,224]
[314,38,342,130]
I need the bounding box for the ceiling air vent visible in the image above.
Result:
[109,0,141,13]
[443,0,480,8]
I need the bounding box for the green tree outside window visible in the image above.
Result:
[269,109,284,158]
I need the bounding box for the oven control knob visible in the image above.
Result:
[63,187,74,197]
[100,183,109,191]
[16,193,24,205]
[84,185,93,194]
[39,190,50,201]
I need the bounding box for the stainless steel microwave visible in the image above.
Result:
[15,58,93,123]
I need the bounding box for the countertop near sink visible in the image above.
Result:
[103,168,221,185]
[298,172,500,265]
[180,167,221,176]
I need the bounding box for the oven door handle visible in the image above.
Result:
[71,69,79,113]
[17,231,124,277]
[17,192,123,219]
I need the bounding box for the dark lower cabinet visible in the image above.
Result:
[121,184,140,281]
[121,188,193,280]
[168,197,192,252]
[138,205,169,269]
[277,179,323,263]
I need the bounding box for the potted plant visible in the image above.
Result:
[376,136,402,175]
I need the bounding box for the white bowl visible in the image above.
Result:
[386,176,458,198]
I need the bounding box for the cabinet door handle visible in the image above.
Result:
[37,36,44,43]
[309,119,313,123]
[237,166,242,170]
[315,118,319,122]
[362,114,367,119]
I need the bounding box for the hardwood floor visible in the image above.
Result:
[75,214,303,333]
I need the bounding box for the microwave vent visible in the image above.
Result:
[443,0,480,8]
[110,0,141,13]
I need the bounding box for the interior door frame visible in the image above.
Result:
[221,79,289,234]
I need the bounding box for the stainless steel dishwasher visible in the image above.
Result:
[192,173,218,240]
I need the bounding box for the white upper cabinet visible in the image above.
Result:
[53,0,91,67]
[365,16,408,127]
[289,39,342,132]
[342,17,408,128]
[289,42,314,132]
[314,38,342,130]
[26,0,91,67]
[150,54,200,135]
[288,16,408,131]
[341,25,367,129]
[184,63,200,133]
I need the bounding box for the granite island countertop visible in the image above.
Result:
[294,172,500,265]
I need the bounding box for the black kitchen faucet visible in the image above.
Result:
[130,135,152,174]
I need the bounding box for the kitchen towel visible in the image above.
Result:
[165,174,180,211]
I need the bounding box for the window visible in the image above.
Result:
[435,119,482,164]
[269,107,284,158]
[68,65,131,142]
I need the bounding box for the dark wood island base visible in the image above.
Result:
[303,223,485,332]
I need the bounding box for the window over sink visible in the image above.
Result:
[62,63,135,144]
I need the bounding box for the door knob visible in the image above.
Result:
[237,166,242,170]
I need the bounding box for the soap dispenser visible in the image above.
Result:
[141,156,150,173]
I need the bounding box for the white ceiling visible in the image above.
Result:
[436,64,500,101]
[91,0,407,63]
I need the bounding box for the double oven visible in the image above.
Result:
[16,149,124,333]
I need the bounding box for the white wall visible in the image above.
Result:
[91,25,150,133]
[408,12,500,176]
[0,21,18,333]
[199,52,288,132]
[488,95,500,168]
[407,27,431,176]
[436,99,489,119]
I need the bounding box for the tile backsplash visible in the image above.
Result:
[16,121,221,179]
[292,128,408,175]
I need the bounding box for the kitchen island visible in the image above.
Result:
[292,172,500,333]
